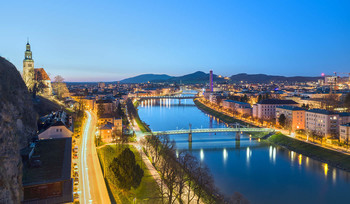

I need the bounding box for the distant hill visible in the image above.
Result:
[168,71,225,84]
[230,73,322,83]
[119,72,323,84]
[120,74,172,83]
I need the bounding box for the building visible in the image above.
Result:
[23,41,35,91]
[276,106,306,131]
[98,113,123,142]
[209,70,213,92]
[99,122,115,143]
[339,123,350,143]
[22,41,52,96]
[94,99,116,115]
[339,112,350,125]
[252,99,298,120]
[222,100,252,116]
[22,138,72,203]
[38,111,73,140]
[305,109,339,138]
[34,68,52,96]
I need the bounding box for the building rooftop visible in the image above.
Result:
[34,68,50,81]
[277,105,305,111]
[306,109,338,115]
[100,122,114,130]
[339,112,350,117]
[258,99,298,105]
[341,123,350,127]
[22,138,72,186]
[223,99,250,105]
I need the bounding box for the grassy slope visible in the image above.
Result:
[268,133,350,171]
[97,144,160,204]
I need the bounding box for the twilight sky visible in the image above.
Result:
[1,0,349,82]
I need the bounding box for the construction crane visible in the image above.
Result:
[335,72,350,82]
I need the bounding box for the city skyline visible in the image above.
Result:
[1,0,350,82]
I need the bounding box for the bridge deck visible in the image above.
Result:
[153,128,273,135]
[137,96,197,99]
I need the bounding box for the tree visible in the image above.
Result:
[278,114,286,128]
[53,75,67,99]
[257,94,262,103]
[109,148,144,190]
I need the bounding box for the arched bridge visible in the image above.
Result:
[153,128,273,135]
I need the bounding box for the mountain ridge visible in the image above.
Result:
[119,72,323,84]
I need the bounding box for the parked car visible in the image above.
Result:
[73,154,78,159]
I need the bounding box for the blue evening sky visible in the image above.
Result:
[1,0,349,82]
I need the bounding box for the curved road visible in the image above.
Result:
[79,111,110,204]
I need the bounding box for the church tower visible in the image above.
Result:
[23,40,35,91]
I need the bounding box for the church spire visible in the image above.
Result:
[25,40,32,60]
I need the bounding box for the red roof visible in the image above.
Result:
[34,68,50,81]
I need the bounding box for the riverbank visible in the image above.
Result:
[268,133,350,171]
[126,99,151,133]
[97,144,160,203]
[194,99,270,139]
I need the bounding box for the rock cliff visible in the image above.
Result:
[0,57,37,203]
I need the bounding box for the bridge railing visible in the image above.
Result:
[153,128,273,135]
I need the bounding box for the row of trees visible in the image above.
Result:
[142,134,225,204]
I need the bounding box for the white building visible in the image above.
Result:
[38,121,73,140]
[339,123,350,143]
[252,99,298,120]
[305,109,339,138]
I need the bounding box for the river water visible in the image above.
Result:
[138,97,350,204]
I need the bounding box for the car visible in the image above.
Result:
[73,154,78,159]
[74,172,79,178]
[74,177,79,182]
[74,181,79,186]
[73,146,78,153]
[73,192,79,199]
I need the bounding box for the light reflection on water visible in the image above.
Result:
[138,97,350,204]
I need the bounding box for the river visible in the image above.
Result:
[138,97,350,204]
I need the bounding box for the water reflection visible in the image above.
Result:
[223,148,228,164]
[269,146,276,164]
[324,163,329,177]
[246,147,252,166]
[200,149,204,161]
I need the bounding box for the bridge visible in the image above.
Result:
[152,127,274,142]
[137,95,198,100]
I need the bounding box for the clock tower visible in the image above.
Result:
[23,40,35,92]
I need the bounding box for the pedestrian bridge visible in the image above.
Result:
[138,95,198,100]
[153,128,273,135]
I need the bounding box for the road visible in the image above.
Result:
[79,110,111,204]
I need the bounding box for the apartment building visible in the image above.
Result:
[305,109,339,138]
[222,100,252,116]
[252,99,298,120]
[275,106,306,131]
[339,123,350,143]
